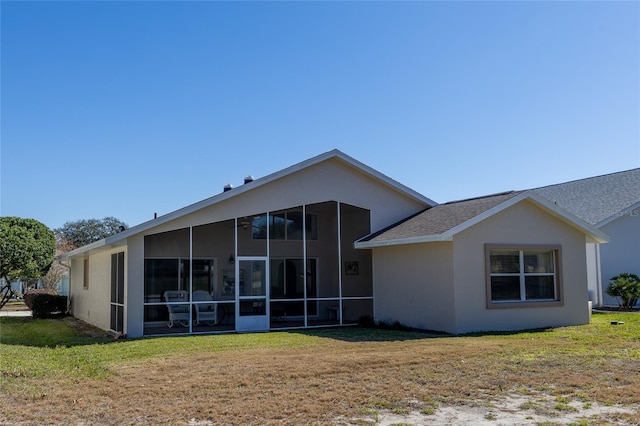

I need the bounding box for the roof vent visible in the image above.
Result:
[223,183,234,192]
[244,175,254,184]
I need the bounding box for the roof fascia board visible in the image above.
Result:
[62,149,435,258]
[438,191,608,243]
[595,200,640,228]
[57,239,107,260]
[439,193,529,240]
[354,234,449,249]
[356,193,545,249]
[356,191,610,249]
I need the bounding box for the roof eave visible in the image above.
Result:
[354,234,450,249]
[61,149,436,257]
[356,190,611,248]
[595,200,640,228]
[57,239,108,261]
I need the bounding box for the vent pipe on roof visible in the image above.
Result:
[223,183,234,192]
[244,175,254,184]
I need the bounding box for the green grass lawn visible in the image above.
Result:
[1,313,638,424]
[2,313,638,382]
[0,316,326,380]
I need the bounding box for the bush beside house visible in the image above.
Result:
[24,289,67,318]
[606,273,640,310]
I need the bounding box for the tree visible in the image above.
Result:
[41,239,74,292]
[606,273,640,310]
[0,217,56,308]
[55,217,128,250]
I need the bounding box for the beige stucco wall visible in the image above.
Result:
[451,199,590,334]
[372,242,455,332]
[69,246,127,332]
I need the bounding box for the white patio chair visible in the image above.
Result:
[164,290,190,327]
[193,290,217,326]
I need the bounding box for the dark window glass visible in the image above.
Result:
[110,305,124,332]
[252,210,318,240]
[525,276,555,299]
[523,251,554,273]
[111,252,125,305]
[239,300,266,316]
[490,276,521,301]
[117,253,125,304]
[269,213,286,240]
[252,215,268,239]
[111,254,117,303]
[490,250,520,273]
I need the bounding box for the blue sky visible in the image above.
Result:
[1,1,638,231]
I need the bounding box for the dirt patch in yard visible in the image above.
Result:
[342,394,639,425]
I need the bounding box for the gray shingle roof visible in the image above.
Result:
[361,191,523,243]
[533,168,640,226]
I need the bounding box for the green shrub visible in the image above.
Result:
[606,273,640,309]
[23,288,56,310]
[358,315,376,328]
[358,316,411,331]
[30,294,68,318]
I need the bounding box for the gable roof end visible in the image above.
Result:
[356,191,522,247]
[58,149,436,260]
[355,190,609,249]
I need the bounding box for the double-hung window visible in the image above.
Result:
[486,245,562,308]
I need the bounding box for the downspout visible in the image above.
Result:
[595,244,603,307]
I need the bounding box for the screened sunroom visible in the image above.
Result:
[142,201,373,335]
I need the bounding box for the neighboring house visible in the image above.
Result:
[4,276,69,297]
[534,168,640,307]
[59,150,607,337]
